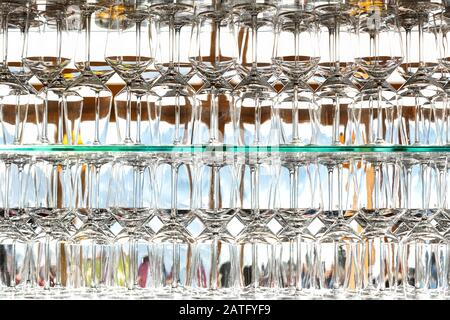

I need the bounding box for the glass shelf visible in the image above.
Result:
[0,144,450,153]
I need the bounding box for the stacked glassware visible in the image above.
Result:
[0,0,450,299]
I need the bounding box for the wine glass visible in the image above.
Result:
[314,0,360,146]
[0,154,31,297]
[188,151,239,298]
[397,0,443,81]
[6,6,45,146]
[151,0,196,83]
[151,152,195,297]
[400,156,447,298]
[315,154,363,297]
[276,153,320,297]
[23,3,74,144]
[232,0,279,147]
[189,0,237,146]
[397,1,446,146]
[0,2,35,147]
[65,154,115,297]
[105,1,153,145]
[27,156,74,297]
[435,11,450,145]
[358,154,404,297]
[148,1,197,146]
[109,154,155,297]
[353,0,404,146]
[272,1,320,146]
[67,0,114,146]
[233,152,281,298]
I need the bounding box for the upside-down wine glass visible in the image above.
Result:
[189,151,239,298]
[315,154,363,297]
[189,0,237,146]
[23,2,72,144]
[358,154,404,297]
[277,152,320,297]
[66,154,115,297]
[353,0,403,146]
[68,0,114,145]
[272,0,320,146]
[105,0,153,145]
[314,0,360,146]
[109,154,155,297]
[397,0,446,146]
[148,0,196,147]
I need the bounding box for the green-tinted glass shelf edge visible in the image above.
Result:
[0,145,450,153]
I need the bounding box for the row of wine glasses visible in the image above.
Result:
[0,151,449,299]
[4,0,450,146]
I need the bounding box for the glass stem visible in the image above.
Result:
[422,162,431,211]
[327,165,333,213]
[211,233,219,291]
[175,26,181,74]
[333,94,341,145]
[55,241,61,288]
[52,164,58,209]
[56,17,62,67]
[374,163,381,211]
[292,85,300,144]
[251,13,258,69]
[4,162,10,219]
[438,167,446,210]
[1,12,8,66]
[136,95,142,145]
[171,163,179,221]
[86,162,93,217]
[250,164,260,220]
[405,28,411,68]
[18,164,24,210]
[377,84,384,144]
[174,91,181,145]
[414,93,421,145]
[94,164,100,211]
[337,162,343,219]
[44,233,51,290]
[132,165,138,211]
[333,14,340,72]
[289,166,299,212]
[328,26,335,71]
[124,86,133,144]
[369,95,374,144]
[42,87,49,144]
[85,11,92,70]
[406,166,412,210]
[418,15,424,68]
[57,95,63,144]
[91,242,97,288]
[13,95,22,145]
[129,237,136,290]
[136,20,142,63]
[209,86,219,145]
[93,91,101,145]
[213,165,220,215]
[254,93,261,146]
[169,16,175,71]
